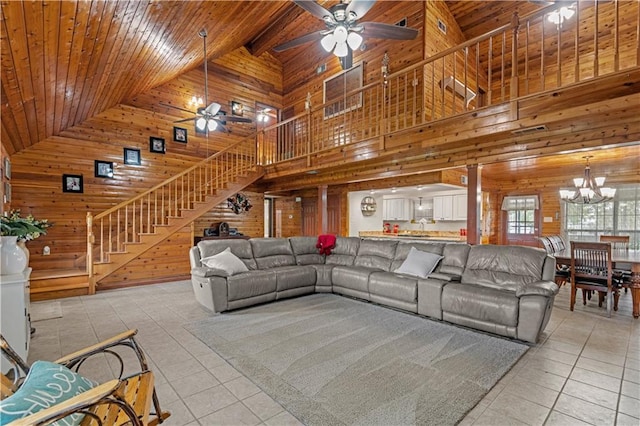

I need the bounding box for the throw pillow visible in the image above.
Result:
[200,247,249,276]
[0,360,97,425]
[394,246,443,278]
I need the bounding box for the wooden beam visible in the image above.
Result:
[317,185,328,235]
[245,3,306,57]
[466,164,481,245]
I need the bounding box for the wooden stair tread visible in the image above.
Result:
[31,268,88,280]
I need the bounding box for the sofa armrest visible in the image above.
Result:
[428,272,461,282]
[516,280,559,297]
[191,267,230,278]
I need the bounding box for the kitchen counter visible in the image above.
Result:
[359,231,466,242]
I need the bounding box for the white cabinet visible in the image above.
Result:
[1,268,31,373]
[453,194,467,221]
[434,194,467,221]
[383,198,412,221]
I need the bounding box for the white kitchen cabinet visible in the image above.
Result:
[1,268,31,373]
[434,194,467,221]
[383,198,412,221]
[453,194,468,221]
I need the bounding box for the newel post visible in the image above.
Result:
[86,212,95,294]
[306,92,312,168]
[510,12,520,120]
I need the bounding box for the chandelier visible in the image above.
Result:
[559,156,616,204]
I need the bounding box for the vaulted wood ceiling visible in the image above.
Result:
[3,0,635,184]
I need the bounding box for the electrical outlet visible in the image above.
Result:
[43,246,50,256]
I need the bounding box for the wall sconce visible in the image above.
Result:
[189,96,204,107]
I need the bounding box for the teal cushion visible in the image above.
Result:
[0,360,97,425]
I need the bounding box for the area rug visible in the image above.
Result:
[30,301,62,322]
[185,294,528,425]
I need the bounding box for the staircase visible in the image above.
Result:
[87,136,263,292]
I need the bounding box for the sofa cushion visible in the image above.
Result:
[273,265,317,291]
[289,236,325,265]
[369,272,418,303]
[436,243,470,277]
[353,239,398,271]
[462,245,548,290]
[332,265,374,293]
[0,361,97,425]
[325,237,360,265]
[200,247,249,276]
[442,283,519,327]
[198,240,257,270]
[391,242,445,271]
[394,247,443,278]
[227,270,277,301]
[250,238,296,269]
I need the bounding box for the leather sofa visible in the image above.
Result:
[189,237,559,343]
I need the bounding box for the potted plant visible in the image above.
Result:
[1,210,51,275]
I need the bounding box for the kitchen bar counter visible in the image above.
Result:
[359,231,465,242]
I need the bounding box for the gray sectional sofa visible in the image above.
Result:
[189,237,559,343]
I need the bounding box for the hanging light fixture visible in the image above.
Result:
[559,156,616,204]
[548,4,576,25]
[418,197,424,211]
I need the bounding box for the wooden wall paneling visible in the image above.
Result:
[193,190,265,239]
[274,196,302,237]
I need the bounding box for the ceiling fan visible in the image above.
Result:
[162,29,253,133]
[273,0,418,69]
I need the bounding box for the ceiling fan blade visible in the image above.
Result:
[345,0,376,19]
[360,22,418,40]
[273,30,324,52]
[222,116,254,123]
[174,117,195,123]
[215,120,229,133]
[293,0,333,21]
[159,102,194,114]
[204,102,221,116]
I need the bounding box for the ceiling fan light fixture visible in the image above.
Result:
[196,117,207,130]
[320,33,336,52]
[347,32,363,50]
[334,42,349,57]
[207,119,217,131]
[333,25,348,44]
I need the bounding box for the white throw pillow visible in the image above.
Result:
[394,246,443,278]
[200,247,249,276]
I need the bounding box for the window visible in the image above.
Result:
[323,63,363,118]
[564,185,639,249]
[502,196,538,235]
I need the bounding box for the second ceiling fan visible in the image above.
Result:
[273,0,418,69]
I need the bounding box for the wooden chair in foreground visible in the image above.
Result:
[570,241,621,317]
[1,329,170,425]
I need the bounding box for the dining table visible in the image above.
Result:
[554,249,640,319]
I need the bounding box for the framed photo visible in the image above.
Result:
[62,174,83,193]
[3,157,10,180]
[94,160,114,178]
[231,101,244,116]
[124,148,141,165]
[3,182,10,203]
[173,126,187,143]
[150,136,165,154]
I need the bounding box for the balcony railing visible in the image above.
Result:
[258,0,639,166]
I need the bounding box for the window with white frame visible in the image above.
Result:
[563,185,639,249]
[502,196,539,235]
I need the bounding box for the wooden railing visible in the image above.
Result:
[86,135,257,276]
[258,0,639,165]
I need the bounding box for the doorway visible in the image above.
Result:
[501,195,541,246]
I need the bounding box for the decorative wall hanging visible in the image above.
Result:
[94,160,114,178]
[231,101,244,116]
[227,193,252,214]
[360,196,377,216]
[62,174,83,193]
[149,137,166,153]
[124,148,141,165]
[173,127,187,143]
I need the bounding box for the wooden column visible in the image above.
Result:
[466,165,481,245]
[317,185,328,235]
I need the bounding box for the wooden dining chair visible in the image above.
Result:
[600,235,632,292]
[538,235,570,287]
[570,241,621,317]
[0,329,170,425]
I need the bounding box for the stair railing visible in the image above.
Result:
[86,135,257,280]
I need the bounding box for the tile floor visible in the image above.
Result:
[26,280,639,426]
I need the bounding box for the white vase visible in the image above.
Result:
[1,236,28,275]
[17,240,30,265]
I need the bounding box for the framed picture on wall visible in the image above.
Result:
[231,101,244,116]
[3,157,10,180]
[3,182,10,203]
[94,160,114,178]
[62,174,83,193]
[150,137,165,154]
[173,127,187,143]
[124,148,141,165]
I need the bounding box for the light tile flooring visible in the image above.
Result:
[27,280,639,426]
